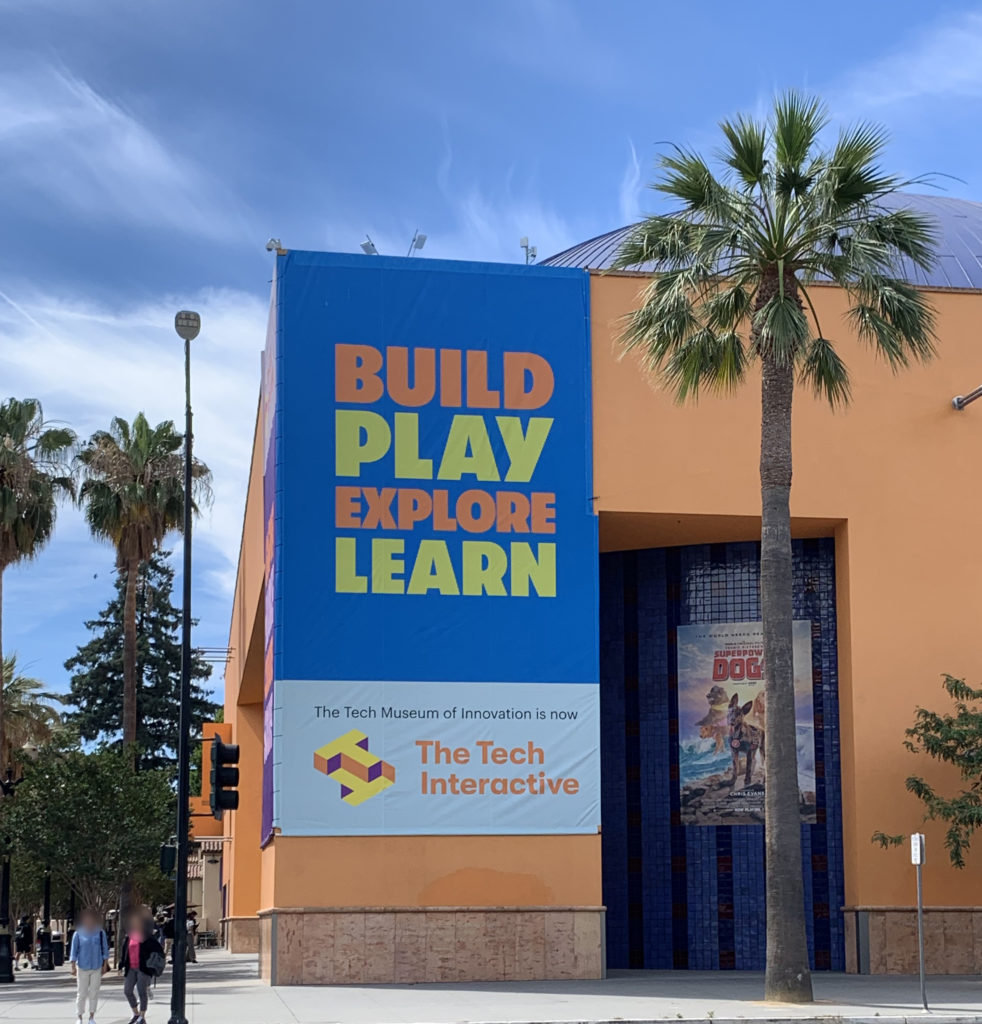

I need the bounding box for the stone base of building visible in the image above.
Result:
[845,907,982,973]
[258,906,605,985]
[225,915,261,954]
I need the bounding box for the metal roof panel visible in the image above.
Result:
[542,193,982,290]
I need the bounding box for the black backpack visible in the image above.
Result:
[146,939,166,978]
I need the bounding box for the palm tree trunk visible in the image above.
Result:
[760,350,813,1002]
[122,557,138,752]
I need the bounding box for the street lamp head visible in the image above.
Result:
[175,310,201,342]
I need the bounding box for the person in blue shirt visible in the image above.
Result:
[69,909,109,1024]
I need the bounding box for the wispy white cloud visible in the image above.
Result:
[618,139,642,225]
[832,11,982,112]
[0,283,267,601]
[326,125,591,265]
[0,63,249,238]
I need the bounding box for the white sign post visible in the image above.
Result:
[911,833,928,1012]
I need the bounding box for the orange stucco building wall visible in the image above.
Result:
[591,273,982,915]
[220,269,982,977]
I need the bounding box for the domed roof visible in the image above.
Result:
[541,193,982,290]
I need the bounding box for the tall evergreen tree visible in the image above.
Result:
[64,553,217,771]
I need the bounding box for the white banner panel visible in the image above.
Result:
[273,680,600,835]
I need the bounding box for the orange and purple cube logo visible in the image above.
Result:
[313,729,395,806]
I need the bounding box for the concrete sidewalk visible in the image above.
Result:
[1,949,980,1024]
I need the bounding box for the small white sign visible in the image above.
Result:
[911,832,925,865]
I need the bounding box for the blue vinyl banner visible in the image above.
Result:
[265,251,599,835]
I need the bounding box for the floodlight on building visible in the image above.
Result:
[360,236,379,256]
[953,385,982,410]
[406,230,427,257]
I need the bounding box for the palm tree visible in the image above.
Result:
[1,655,63,768]
[77,414,211,754]
[614,93,937,1002]
[0,399,75,763]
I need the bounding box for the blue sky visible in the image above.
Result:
[3,0,982,701]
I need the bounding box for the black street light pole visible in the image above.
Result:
[0,766,24,984]
[169,310,200,1024]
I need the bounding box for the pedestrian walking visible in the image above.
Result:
[14,915,34,970]
[185,910,198,963]
[162,912,174,963]
[119,911,165,1024]
[69,908,109,1024]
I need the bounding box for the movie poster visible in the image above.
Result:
[677,621,816,826]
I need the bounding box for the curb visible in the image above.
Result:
[453,1018,982,1024]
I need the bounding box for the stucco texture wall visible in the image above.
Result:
[590,272,982,910]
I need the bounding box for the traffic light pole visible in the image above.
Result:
[169,328,194,1024]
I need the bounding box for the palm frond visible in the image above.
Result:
[703,282,754,331]
[719,115,768,189]
[655,147,722,210]
[0,398,76,568]
[772,93,828,177]
[662,328,747,402]
[847,276,937,368]
[615,91,940,411]
[77,413,213,564]
[751,291,811,365]
[822,122,894,212]
[860,210,938,271]
[799,337,852,408]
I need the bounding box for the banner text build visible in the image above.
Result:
[334,344,558,597]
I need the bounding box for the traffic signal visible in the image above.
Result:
[210,735,240,819]
[160,842,177,879]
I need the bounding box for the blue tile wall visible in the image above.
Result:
[599,539,844,971]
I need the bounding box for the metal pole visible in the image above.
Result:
[37,868,52,970]
[0,845,12,983]
[66,888,76,958]
[916,861,928,1012]
[169,334,193,1024]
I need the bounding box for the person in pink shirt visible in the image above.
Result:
[118,912,164,1024]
